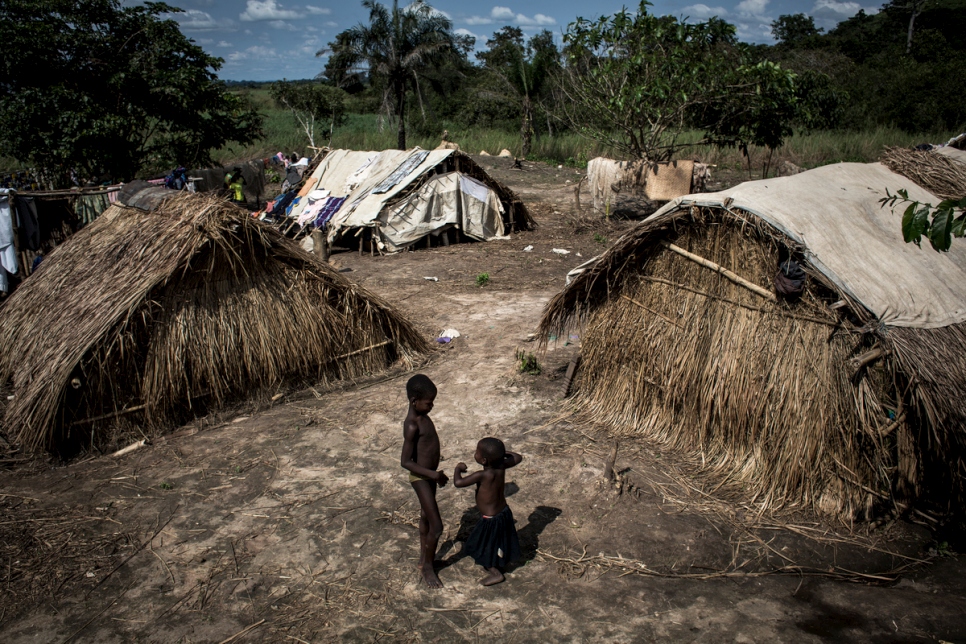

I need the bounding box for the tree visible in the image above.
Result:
[271,82,347,148]
[771,14,824,48]
[556,1,805,164]
[0,0,262,188]
[477,28,560,158]
[319,0,456,150]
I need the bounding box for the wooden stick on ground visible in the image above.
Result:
[660,241,776,302]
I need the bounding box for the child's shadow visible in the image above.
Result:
[439,497,562,572]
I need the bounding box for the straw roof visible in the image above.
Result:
[540,162,966,518]
[0,192,428,453]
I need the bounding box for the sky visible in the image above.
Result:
[166,0,883,81]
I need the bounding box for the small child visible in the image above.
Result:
[454,437,523,586]
[400,374,448,588]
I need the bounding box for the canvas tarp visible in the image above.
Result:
[378,173,506,252]
[647,162,966,328]
[288,148,456,241]
[936,146,966,166]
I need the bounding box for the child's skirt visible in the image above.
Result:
[464,504,522,569]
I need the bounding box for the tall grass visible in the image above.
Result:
[220,94,962,174]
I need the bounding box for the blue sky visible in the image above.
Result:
[168,0,883,81]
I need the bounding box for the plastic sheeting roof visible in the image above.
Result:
[649,162,966,329]
[291,148,456,241]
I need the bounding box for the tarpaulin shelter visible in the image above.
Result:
[540,162,966,519]
[285,148,533,253]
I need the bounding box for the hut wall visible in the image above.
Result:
[570,220,899,517]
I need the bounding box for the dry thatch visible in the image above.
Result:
[0,192,428,453]
[880,146,966,200]
[540,205,966,519]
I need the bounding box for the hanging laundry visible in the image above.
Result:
[0,192,19,293]
[313,196,347,229]
[14,196,40,251]
[297,189,332,227]
[75,192,112,225]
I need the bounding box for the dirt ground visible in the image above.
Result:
[1,156,965,643]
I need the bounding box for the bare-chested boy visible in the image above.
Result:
[454,437,523,586]
[400,374,448,588]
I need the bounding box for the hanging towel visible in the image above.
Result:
[14,196,40,251]
[0,193,19,292]
[313,196,347,229]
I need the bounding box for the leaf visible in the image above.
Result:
[901,201,925,245]
[927,207,953,252]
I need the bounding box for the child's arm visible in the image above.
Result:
[401,422,446,484]
[503,451,523,469]
[453,462,485,488]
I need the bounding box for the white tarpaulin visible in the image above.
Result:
[648,162,966,328]
[378,173,506,252]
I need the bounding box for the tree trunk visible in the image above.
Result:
[396,83,407,150]
[521,95,533,159]
[906,0,924,54]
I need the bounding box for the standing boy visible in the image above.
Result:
[401,374,448,588]
[454,437,523,586]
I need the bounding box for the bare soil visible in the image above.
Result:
[0,156,964,643]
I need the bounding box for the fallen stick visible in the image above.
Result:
[218,619,266,644]
[110,440,147,458]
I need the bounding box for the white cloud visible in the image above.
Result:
[240,0,300,22]
[269,19,299,30]
[454,27,483,41]
[305,5,331,14]
[736,0,769,15]
[478,6,555,26]
[217,40,232,47]
[810,0,878,31]
[325,20,337,27]
[682,4,727,18]
[175,9,222,31]
[491,7,515,20]
[227,45,280,62]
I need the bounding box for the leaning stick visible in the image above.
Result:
[660,241,776,302]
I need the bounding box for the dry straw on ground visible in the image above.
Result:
[0,192,428,453]
[540,205,966,519]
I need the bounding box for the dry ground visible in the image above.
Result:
[0,156,964,643]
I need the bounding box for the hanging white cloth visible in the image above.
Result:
[0,190,18,293]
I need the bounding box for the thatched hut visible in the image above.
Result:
[540,162,966,519]
[0,192,428,454]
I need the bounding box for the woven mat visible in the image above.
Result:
[645,160,694,201]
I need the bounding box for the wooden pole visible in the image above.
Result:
[621,294,685,329]
[312,229,328,261]
[660,241,776,302]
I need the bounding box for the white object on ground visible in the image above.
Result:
[552,248,571,255]
[439,328,461,340]
[424,276,439,282]
[523,245,533,252]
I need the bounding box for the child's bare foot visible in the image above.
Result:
[479,567,504,586]
[419,563,444,588]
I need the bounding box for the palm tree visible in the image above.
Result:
[477,28,560,158]
[319,0,455,150]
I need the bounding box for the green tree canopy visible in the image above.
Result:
[0,0,262,188]
[476,27,560,157]
[557,1,815,163]
[271,81,347,148]
[319,0,457,150]
[771,14,824,48]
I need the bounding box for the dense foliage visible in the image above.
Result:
[768,0,966,132]
[0,0,262,187]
